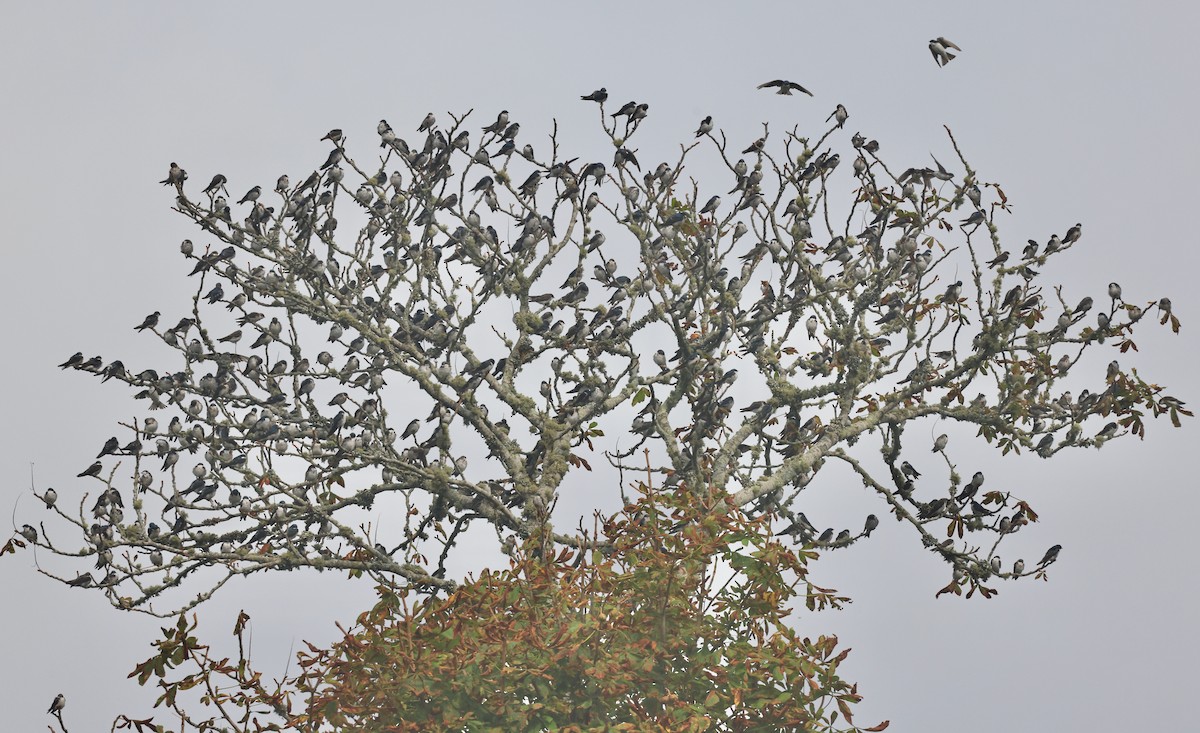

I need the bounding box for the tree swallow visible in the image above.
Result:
[757,79,813,96]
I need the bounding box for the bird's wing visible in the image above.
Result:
[940,37,962,51]
[757,80,782,89]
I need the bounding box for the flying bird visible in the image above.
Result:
[929,37,962,66]
[758,79,813,96]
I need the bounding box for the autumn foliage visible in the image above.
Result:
[132,484,886,732]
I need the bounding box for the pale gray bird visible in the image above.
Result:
[929,37,961,66]
[1013,559,1025,575]
[694,115,713,137]
[48,693,65,714]
[42,488,57,508]
[826,104,848,128]
[933,434,948,452]
[806,314,819,339]
[758,79,813,96]
[160,162,186,186]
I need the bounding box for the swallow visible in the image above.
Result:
[58,352,84,369]
[320,148,343,170]
[417,112,436,132]
[581,87,608,103]
[66,573,93,588]
[96,436,119,458]
[320,129,343,143]
[160,162,186,186]
[695,115,713,137]
[134,311,160,332]
[611,101,640,118]
[1062,223,1082,245]
[757,79,813,96]
[48,693,66,714]
[237,186,262,205]
[202,174,227,195]
[929,37,961,66]
[933,434,948,452]
[826,104,848,128]
[481,110,509,134]
[1038,544,1062,566]
[78,461,103,478]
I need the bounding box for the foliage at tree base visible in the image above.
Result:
[131,485,885,732]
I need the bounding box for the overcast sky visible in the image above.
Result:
[2,2,1198,731]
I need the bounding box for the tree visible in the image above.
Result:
[7,93,1187,728]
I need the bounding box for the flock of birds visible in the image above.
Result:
[37,30,1171,724]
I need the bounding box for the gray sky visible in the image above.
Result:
[2,2,1198,730]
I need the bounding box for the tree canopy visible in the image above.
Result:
[7,93,1188,730]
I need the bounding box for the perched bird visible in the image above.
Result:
[698,195,720,215]
[863,514,879,536]
[1038,544,1062,566]
[1013,559,1025,575]
[1062,223,1082,245]
[48,693,65,714]
[933,434,948,452]
[580,87,608,103]
[58,352,84,369]
[42,488,57,507]
[18,524,36,542]
[826,104,848,128]
[320,129,343,143]
[1108,282,1122,301]
[929,37,962,66]
[96,436,120,458]
[694,115,713,137]
[160,162,186,186]
[900,461,921,479]
[134,311,160,332]
[202,174,227,195]
[237,186,262,205]
[806,314,819,340]
[758,79,813,96]
[418,112,436,132]
[482,111,509,134]
[66,573,93,588]
[78,461,103,478]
